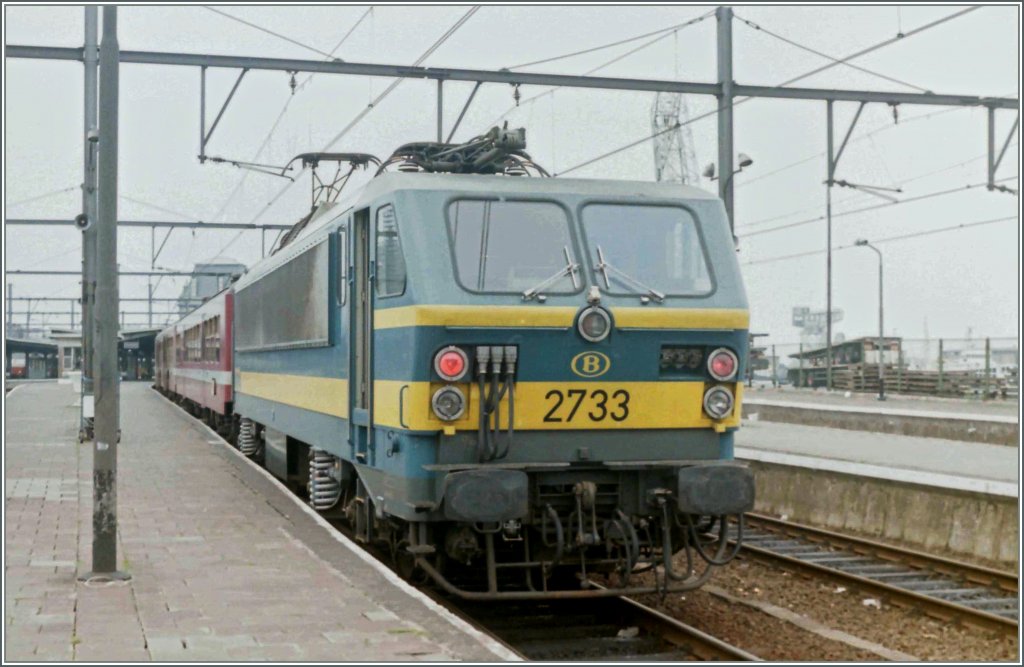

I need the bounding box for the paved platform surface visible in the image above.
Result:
[735,419,1018,496]
[4,382,515,661]
[746,386,1018,419]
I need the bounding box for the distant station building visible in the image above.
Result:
[177,259,245,316]
[49,329,84,378]
[5,336,59,379]
[787,336,901,388]
[119,327,160,381]
[43,327,160,381]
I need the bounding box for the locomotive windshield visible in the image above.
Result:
[582,203,713,297]
[447,200,579,294]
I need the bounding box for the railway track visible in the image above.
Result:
[738,513,1018,636]
[451,594,760,661]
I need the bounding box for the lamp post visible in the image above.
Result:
[703,153,754,189]
[704,154,753,244]
[855,239,885,401]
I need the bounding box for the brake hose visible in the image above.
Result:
[685,512,744,566]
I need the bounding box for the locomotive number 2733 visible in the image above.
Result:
[543,388,631,423]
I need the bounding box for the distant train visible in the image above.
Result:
[156,127,753,599]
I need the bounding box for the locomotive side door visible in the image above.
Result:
[350,207,373,464]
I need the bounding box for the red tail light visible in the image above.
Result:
[707,348,738,381]
[434,346,468,381]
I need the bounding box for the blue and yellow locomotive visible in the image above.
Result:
[215,129,753,599]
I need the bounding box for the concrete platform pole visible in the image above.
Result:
[81,5,129,582]
[716,6,734,232]
[81,5,99,437]
[825,101,835,392]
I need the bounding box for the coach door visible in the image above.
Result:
[350,208,373,464]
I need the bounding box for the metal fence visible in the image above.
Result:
[757,337,1019,399]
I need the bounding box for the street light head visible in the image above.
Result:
[855,239,869,246]
[702,163,716,179]
[737,152,754,168]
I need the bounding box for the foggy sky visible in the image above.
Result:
[4,4,1020,347]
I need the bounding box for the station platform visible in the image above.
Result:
[735,418,1018,564]
[735,419,1017,496]
[744,387,1018,447]
[746,385,1019,419]
[4,382,516,661]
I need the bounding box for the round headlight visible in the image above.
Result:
[577,306,611,343]
[707,348,739,381]
[434,345,468,382]
[431,386,466,421]
[703,386,734,420]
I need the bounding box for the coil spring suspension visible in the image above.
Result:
[309,449,342,512]
[238,418,259,457]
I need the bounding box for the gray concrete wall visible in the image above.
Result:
[749,461,1018,565]
[746,403,1018,447]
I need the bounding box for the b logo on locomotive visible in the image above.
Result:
[571,351,611,378]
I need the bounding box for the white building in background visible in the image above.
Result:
[942,343,1019,376]
[49,329,83,378]
[177,258,246,316]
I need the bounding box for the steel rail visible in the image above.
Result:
[450,592,761,661]
[616,593,761,661]
[738,513,1018,636]
[748,513,1017,594]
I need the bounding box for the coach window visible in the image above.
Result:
[186,325,201,362]
[203,317,220,362]
[337,227,348,305]
[375,205,406,297]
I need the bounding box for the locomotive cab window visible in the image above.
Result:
[447,199,578,294]
[582,203,713,297]
[375,205,406,298]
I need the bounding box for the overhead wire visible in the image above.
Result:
[6,185,78,209]
[735,106,970,192]
[735,95,1015,228]
[769,6,979,91]
[488,25,688,130]
[742,214,1017,266]
[120,194,199,220]
[556,6,984,176]
[736,144,1016,231]
[733,14,930,93]
[507,9,714,70]
[320,5,481,152]
[738,176,1019,238]
[209,6,374,223]
[213,6,481,259]
[203,6,344,60]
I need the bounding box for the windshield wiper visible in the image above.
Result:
[595,245,665,303]
[522,246,580,301]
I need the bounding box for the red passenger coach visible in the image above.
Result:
[155,289,234,435]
